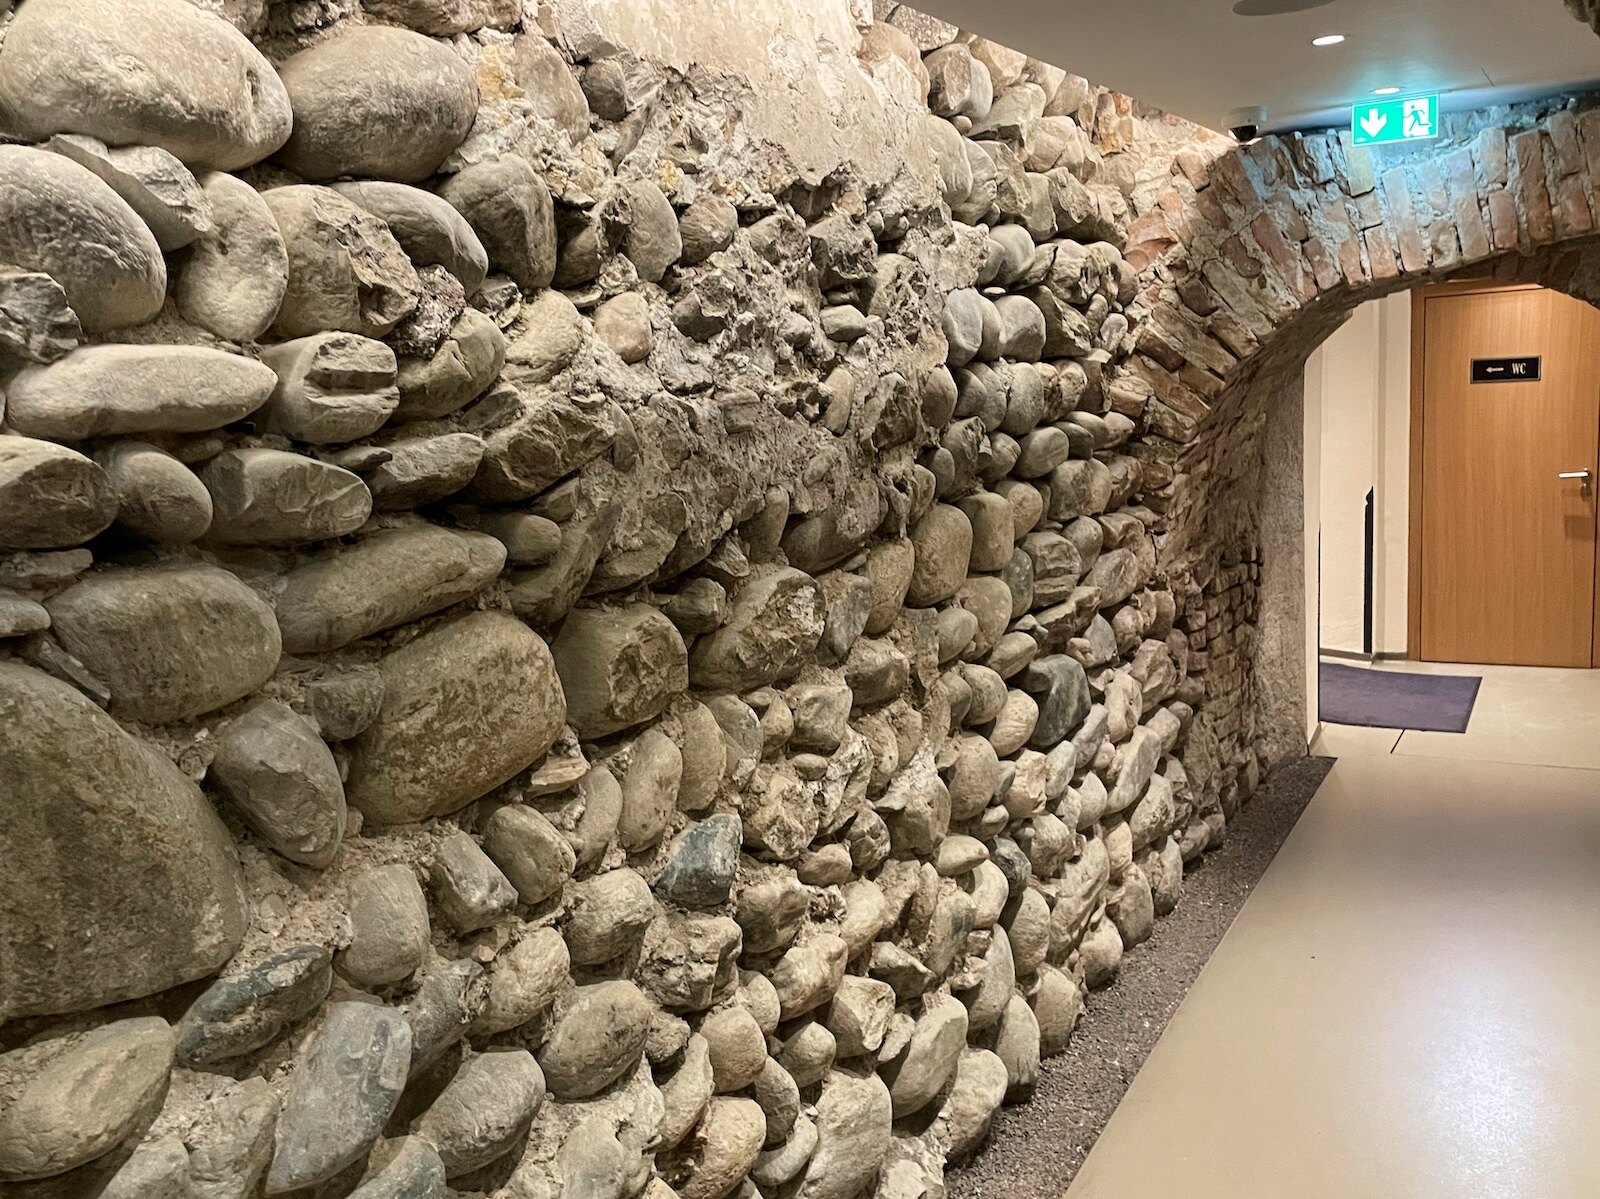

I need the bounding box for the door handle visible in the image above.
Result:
[1560,470,1593,497]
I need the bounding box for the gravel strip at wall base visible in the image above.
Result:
[947,754,1336,1199]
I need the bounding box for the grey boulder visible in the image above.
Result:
[340,866,431,988]
[266,1003,412,1193]
[346,612,567,825]
[394,310,507,422]
[46,134,214,251]
[655,814,743,909]
[201,448,372,545]
[364,0,520,35]
[179,1081,277,1199]
[678,195,739,264]
[273,524,506,653]
[0,437,117,550]
[499,26,592,141]
[94,441,213,545]
[622,180,683,283]
[45,563,281,723]
[348,1137,447,1199]
[302,667,386,742]
[95,1134,192,1199]
[366,433,485,510]
[482,805,576,906]
[665,1097,765,1199]
[800,1071,892,1199]
[5,344,275,440]
[0,266,81,363]
[172,171,289,342]
[439,157,557,292]
[412,1050,545,1178]
[470,381,612,503]
[429,832,518,933]
[174,944,333,1068]
[689,569,826,692]
[276,27,479,183]
[259,333,399,445]
[1019,654,1092,749]
[402,958,486,1080]
[209,699,346,868]
[333,181,490,295]
[0,146,165,333]
[884,998,968,1116]
[550,604,689,738]
[0,594,51,639]
[0,662,247,1019]
[264,186,421,339]
[472,927,568,1036]
[0,0,291,170]
[0,1018,176,1182]
[536,981,652,1100]
[563,868,656,964]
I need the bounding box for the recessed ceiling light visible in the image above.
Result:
[1312,34,1346,46]
[1373,86,1402,95]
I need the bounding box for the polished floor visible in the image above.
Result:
[1313,657,1600,771]
[1069,691,1600,1198]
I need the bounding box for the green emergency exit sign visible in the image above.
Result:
[1351,94,1440,146]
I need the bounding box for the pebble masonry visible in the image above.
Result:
[0,0,1598,1196]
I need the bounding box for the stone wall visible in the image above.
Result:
[2,1,1599,1197]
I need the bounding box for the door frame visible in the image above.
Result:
[1407,278,1600,665]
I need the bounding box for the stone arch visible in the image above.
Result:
[1117,98,1600,768]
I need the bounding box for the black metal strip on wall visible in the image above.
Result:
[1363,488,1375,656]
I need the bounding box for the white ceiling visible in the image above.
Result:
[905,0,1600,134]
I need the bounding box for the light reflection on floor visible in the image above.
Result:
[1070,715,1600,1198]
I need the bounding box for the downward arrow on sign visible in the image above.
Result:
[1361,109,1388,138]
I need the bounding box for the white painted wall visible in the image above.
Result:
[1375,293,1413,654]
[1305,291,1412,658]
[1302,351,1323,742]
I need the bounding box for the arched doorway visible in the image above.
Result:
[1118,100,1600,789]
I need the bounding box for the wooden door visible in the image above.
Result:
[1412,283,1600,668]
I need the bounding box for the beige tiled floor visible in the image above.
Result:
[1313,658,1600,771]
[1067,751,1600,1199]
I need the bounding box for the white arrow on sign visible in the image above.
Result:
[1360,109,1388,138]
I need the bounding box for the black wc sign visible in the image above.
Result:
[1471,356,1542,383]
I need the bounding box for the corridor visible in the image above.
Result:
[1067,745,1600,1198]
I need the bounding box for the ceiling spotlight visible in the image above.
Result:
[1311,34,1346,46]
[1373,86,1402,95]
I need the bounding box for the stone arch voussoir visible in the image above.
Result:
[1121,96,1600,766]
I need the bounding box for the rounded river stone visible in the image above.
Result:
[45,563,282,724]
[0,1018,177,1181]
[0,662,247,1020]
[208,699,346,868]
[266,1003,412,1193]
[172,171,290,343]
[5,345,276,440]
[346,611,567,825]
[0,146,166,333]
[536,980,652,1100]
[0,0,291,170]
[274,524,506,654]
[275,26,479,183]
[0,437,118,550]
